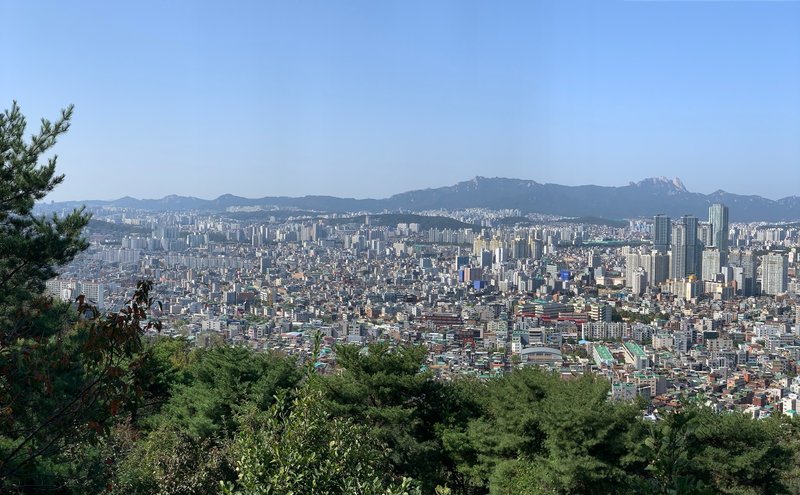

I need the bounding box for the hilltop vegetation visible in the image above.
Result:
[6,335,799,494]
[5,104,800,495]
[86,219,151,235]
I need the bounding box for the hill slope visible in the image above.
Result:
[47,176,800,222]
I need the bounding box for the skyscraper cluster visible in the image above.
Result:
[626,203,790,297]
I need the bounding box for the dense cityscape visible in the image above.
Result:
[39,199,800,419]
[5,0,800,491]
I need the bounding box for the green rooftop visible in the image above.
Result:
[595,345,614,361]
[624,342,646,358]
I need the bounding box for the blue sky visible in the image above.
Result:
[2,0,799,201]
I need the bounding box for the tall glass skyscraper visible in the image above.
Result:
[708,203,729,264]
[670,215,698,279]
[653,214,671,254]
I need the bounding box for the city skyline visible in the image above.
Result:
[6,90,800,495]
[2,0,799,202]
[5,1,800,490]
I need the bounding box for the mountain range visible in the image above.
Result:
[46,176,800,222]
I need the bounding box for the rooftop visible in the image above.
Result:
[595,345,614,361]
[625,342,647,357]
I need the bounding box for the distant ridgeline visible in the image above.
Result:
[42,176,800,222]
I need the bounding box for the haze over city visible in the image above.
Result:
[2,0,800,201]
[9,1,800,493]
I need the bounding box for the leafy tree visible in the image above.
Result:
[624,407,795,495]
[443,369,640,495]
[441,369,553,491]
[223,387,421,495]
[529,374,639,494]
[693,410,792,494]
[0,277,162,492]
[128,336,194,423]
[107,344,302,493]
[0,103,162,492]
[432,377,486,494]
[623,409,713,495]
[318,343,452,492]
[145,345,301,438]
[110,425,234,495]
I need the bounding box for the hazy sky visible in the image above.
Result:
[2,0,800,201]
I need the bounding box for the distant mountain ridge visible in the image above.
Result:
[46,176,800,222]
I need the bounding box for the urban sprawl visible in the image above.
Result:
[41,203,800,419]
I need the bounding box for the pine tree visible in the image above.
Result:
[0,102,89,325]
[0,103,156,492]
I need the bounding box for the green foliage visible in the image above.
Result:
[0,103,177,492]
[146,345,302,438]
[318,343,458,492]
[0,103,168,491]
[110,425,234,495]
[623,409,712,495]
[2,103,799,495]
[106,344,302,494]
[127,337,194,423]
[0,278,162,492]
[441,370,798,495]
[0,102,92,490]
[0,102,89,322]
[223,387,421,495]
[442,368,639,494]
[691,409,791,494]
[531,374,639,494]
[442,370,550,489]
[624,406,794,495]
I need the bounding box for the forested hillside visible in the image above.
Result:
[5,333,800,494]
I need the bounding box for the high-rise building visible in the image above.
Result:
[674,328,693,353]
[762,252,788,295]
[590,303,613,323]
[650,251,669,285]
[631,267,647,296]
[701,248,721,281]
[670,215,698,279]
[250,225,262,247]
[588,250,601,269]
[45,279,105,310]
[493,247,506,264]
[639,253,652,285]
[625,253,641,289]
[80,282,105,310]
[259,256,272,274]
[653,215,671,254]
[473,235,489,255]
[708,203,729,264]
[697,223,712,250]
[741,251,756,296]
[530,238,543,261]
[730,250,757,296]
[511,237,530,259]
